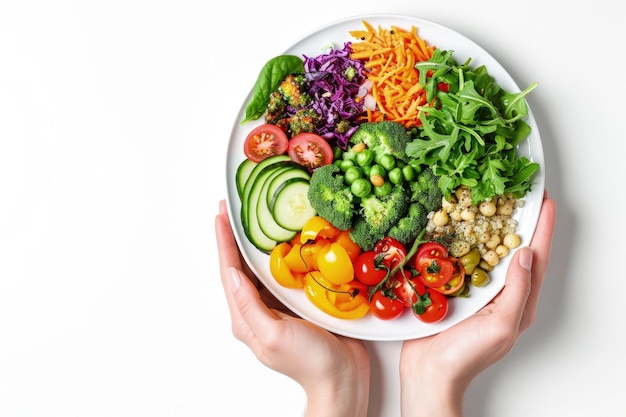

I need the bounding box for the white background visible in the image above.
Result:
[1,1,623,417]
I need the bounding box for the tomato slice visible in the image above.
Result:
[416,241,448,260]
[244,124,289,163]
[374,237,406,269]
[416,256,456,288]
[287,132,333,169]
[390,270,425,308]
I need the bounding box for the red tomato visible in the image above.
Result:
[391,270,426,308]
[416,241,448,260]
[416,256,456,288]
[370,289,405,321]
[244,124,289,163]
[374,237,406,269]
[354,250,388,286]
[413,290,448,323]
[287,132,333,169]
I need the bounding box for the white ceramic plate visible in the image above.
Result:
[225,14,544,341]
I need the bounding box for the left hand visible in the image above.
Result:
[216,200,370,417]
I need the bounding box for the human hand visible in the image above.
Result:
[399,192,557,417]
[215,200,370,417]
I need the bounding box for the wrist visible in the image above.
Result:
[400,364,468,417]
[303,379,369,417]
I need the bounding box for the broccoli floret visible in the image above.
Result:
[352,185,410,247]
[349,217,384,251]
[409,167,443,213]
[349,121,411,162]
[387,202,428,246]
[307,164,355,230]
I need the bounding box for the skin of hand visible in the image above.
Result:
[215,200,370,417]
[399,192,557,417]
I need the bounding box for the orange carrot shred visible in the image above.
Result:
[349,20,435,128]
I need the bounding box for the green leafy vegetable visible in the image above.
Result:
[241,55,304,126]
[406,49,539,203]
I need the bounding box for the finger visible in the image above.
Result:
[225,267,285,347]
[519,195,557,330]
[491,246,533,331]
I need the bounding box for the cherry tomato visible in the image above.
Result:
[413,290,448,323]
[432,262,466,295]
[416,241,448,260]
[370,289,405,321]
[287,132,334,169]
[391,270,426,308]
[416,256,456,288]
[353,250,388,286]
[244,124,289,163]
[374,237,406,269]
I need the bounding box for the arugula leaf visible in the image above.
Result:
[406,50,539,204]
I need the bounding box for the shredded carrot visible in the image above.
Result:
[349,21,435,128]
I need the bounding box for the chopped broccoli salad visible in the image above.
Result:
[233,20,540,324]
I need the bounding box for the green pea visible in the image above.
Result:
[344,166,362,185]
[339,159,355,171]
[402,164,417,181]
[471,268,490,287]
[378,154,396,171]
[351,178,372,198]
[388,167,404,185]
[369,164,386,178]
[356,149,374,166]
[373,181,392,197]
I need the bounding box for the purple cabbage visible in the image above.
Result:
[303,42,368,149]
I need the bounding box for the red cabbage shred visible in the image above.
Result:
[303,42,367,150]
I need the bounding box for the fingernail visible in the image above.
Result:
[519,247,533,271]
[227,267,242,291]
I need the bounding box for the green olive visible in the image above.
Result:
[471,268,490,287]
[459,248,481,274]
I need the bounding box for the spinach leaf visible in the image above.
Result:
[241,55,304,126]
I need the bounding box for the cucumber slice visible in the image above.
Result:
[235,158,257,199]
[256,165,299,242]
[266,164,310,208]
[240,154,290,234]
[271,178,317,231]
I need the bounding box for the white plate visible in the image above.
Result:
[225,13,544,341]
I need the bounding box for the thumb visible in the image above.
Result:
[495,247,533,329]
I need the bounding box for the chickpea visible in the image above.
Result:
[450,209,462,222]
[483,250,500,266]
[495,244,509,258]
[478,231,491,244]
[441,196,456,212]
[479,259,494,272]
[471,268,491,287]
[432,209,449,227]
[479,200,497,217]
[497,200,514,216]
[503,233,521,249]
[369,174,385,187]
[485,234,501,250]
[461,208,476,221]
[352,142,366,153]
